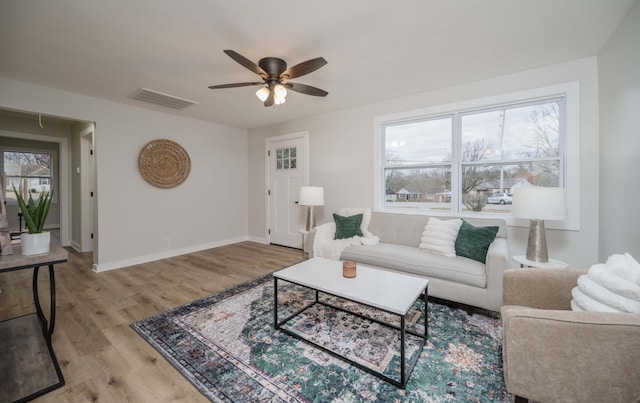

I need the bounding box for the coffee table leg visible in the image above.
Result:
[424,287,428,338]
[400,315,406,387]
[273,277,279,329]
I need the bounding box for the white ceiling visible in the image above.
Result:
[0,0,635,130]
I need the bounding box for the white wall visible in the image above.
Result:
[598,0,640,260]
[248,57,601,268]
[0,77,249,271]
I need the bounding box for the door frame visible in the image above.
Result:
[265,131,309,244]
[0,130,69,246]
[80,125,95,252]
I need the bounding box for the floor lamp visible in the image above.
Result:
[511,187,567,263]
[299,186,324,231]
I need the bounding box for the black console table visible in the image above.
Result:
[0,243,68,402]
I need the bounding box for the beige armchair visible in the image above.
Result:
[501,268,640,403]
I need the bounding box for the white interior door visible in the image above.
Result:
[267,133,308,248]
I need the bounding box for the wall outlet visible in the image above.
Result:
[162,237,170,246]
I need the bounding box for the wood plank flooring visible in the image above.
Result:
[0,241,305,402]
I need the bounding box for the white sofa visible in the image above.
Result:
[309,211,509,312]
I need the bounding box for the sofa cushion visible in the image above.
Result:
[341,243,487,288]
[333,213,363,239]
[419,217,463,257]
[455,220,499,263]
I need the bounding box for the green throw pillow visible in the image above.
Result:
[333,213,364,239]
[455,220,499,263]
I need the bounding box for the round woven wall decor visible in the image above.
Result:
[138,139,191,189]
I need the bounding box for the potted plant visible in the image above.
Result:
[12,185,54,255]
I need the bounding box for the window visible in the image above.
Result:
[2,150,54,202]
[384,115,453,209]
[276,147,297,170]
[380,97,564,216]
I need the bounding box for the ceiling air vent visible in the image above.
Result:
[129,88,198,110]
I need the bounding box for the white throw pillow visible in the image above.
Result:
[419,217,463,257]
[338,207,372,236]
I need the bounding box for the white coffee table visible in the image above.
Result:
[273,257,429,388]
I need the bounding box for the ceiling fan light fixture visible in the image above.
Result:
[274,84,287,99]
[210,50,328,106]
[273,84,287,105]
[255,86,270,102]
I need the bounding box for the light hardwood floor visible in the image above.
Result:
[0,241,305,402]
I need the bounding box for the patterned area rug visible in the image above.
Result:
[132,274,512,402]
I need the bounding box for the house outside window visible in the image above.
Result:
[1,150,54,202]
[380,97,564,216]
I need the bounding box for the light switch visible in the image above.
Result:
[76,167,81,174]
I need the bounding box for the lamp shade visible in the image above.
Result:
[256,87,270,102]
[299,186,324,206]
[511,187,567,220]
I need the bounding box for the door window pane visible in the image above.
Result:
[276,147,297,171]
[3,151,53,202]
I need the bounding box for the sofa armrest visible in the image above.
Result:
[484,237,509,310]
[502,305,640,402]
[503,268,585,310]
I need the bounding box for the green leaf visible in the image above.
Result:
[37,191,53,233]
[12,185,53,234]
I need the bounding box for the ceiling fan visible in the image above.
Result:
[208,50,328,107]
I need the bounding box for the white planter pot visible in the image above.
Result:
[21,232,51,256]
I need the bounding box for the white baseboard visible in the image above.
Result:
[69,240,82,252]
[247,236,268,244]
[92,236,249,273]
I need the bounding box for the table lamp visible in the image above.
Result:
[299,186,324,231]
[511,187,567,262]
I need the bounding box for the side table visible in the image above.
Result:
[299,229,309,258]
[512,255,568,269]
[0,243,68,402]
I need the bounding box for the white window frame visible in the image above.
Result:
[374,82,580,230]
[0,146,58,204]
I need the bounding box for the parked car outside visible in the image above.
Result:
[487,192,513,204]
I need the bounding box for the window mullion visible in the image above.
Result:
[461,157,561,167]
[558,97,566,187]
[451,112,461,212]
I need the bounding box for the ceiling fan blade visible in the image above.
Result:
[208,82,263,89]
[284,82,328,97]
[264,89,275,107]
[223,50,268,79]
[280,57,327,80]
